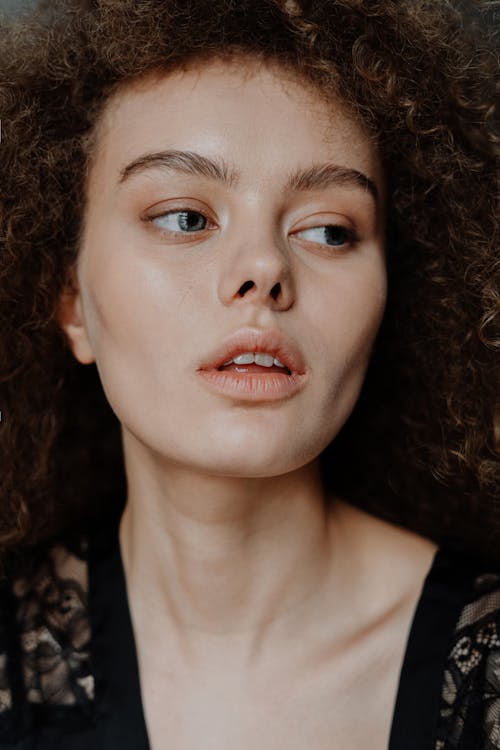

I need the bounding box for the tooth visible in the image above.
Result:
[232,353,255,365]
[254,353,274,367]
[221,352,284,367]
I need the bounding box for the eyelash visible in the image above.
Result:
[146,208,360,249]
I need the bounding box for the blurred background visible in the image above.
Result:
[0,0,35,14]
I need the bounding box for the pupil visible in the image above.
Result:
[325,226,347,245]
[179,211,205,231]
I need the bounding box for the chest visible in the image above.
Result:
[138,623,409,750]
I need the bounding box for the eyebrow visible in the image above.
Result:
[118,149,379,204]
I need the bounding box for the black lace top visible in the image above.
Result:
[0,505,499,750]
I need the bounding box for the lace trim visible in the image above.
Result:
[10,538,95,708]
[434,572,500,749]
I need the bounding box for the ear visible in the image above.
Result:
[57,269,95,365]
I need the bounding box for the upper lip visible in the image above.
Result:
[198,327,307,375]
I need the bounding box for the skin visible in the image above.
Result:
[59,57,438,747]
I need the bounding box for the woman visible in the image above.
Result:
[0,0,498,748]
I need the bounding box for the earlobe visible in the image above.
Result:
[57,275,95,365]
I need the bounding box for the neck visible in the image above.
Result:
[118,430,350,670]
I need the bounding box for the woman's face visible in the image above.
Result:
[61,58,386,477]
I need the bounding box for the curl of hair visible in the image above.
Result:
[0,0,498,569]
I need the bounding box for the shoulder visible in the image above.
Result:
[434,551,500,749]
[0,529,96,743]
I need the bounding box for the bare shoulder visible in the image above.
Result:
[328,497,440,602]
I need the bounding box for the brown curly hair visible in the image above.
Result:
[0,0,498,568]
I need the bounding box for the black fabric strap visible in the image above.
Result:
[388,546,478,750]
[89,511,151,750]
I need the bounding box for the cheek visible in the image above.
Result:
[77,251,188,436]
[300,260,386,451]
[342,267,387,366]
[79,235,194,362]
[307,256,387,378]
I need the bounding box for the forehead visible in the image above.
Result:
[87,57,380,190]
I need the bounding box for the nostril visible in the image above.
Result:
[271,282,281,300]
[238,280,254,296]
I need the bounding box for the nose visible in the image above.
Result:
[217,225,296,312]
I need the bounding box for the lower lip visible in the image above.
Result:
[196,368,307,402]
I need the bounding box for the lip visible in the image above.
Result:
[198,327,307,374]
[196,327,308,402]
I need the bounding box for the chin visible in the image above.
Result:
[185,441,319,479]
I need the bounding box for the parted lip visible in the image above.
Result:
[197,327,307,375]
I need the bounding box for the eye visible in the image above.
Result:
[294,224,358,248]
[149,209,211,234]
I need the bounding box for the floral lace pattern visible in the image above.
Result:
[434,572,500,749]
[10,538,94,707]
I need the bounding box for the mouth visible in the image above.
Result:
[197,327,307,402]
[198,327,306,376]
